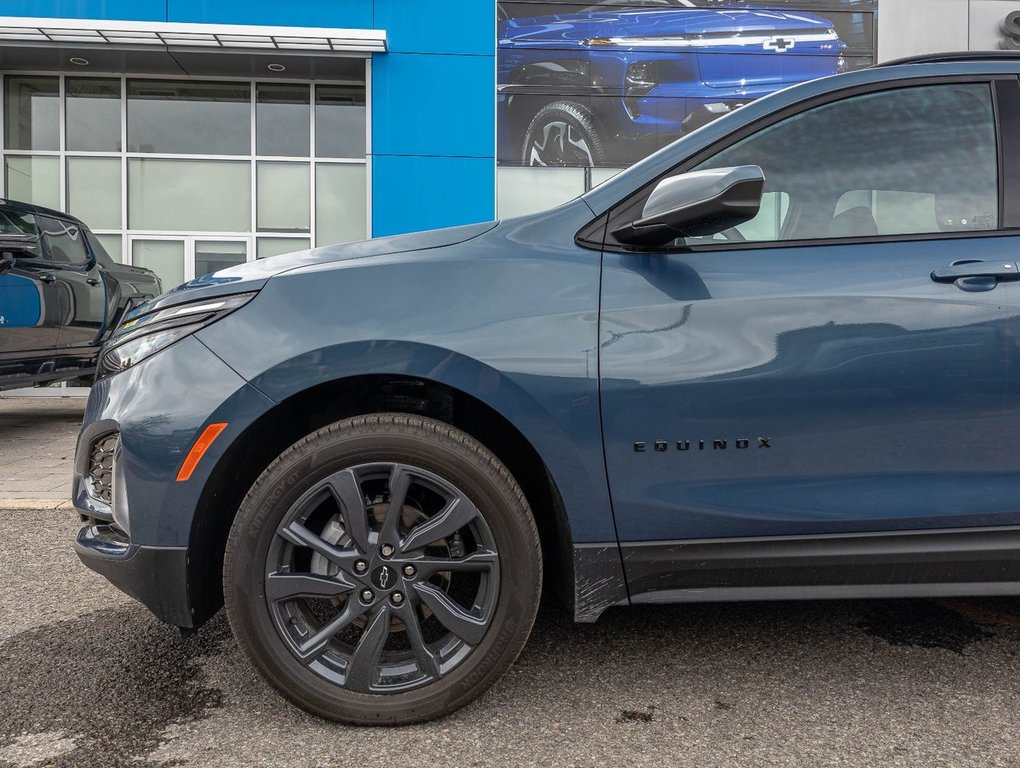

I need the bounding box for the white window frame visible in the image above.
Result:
[0,64,372,271]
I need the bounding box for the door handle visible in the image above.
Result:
[39,273,56,284]
[86,277,101,286]
[931,260,1020,283]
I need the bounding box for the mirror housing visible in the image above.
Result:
[0,233,40,260]
[611,165,765,247]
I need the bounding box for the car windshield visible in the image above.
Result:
[85,230,116,268]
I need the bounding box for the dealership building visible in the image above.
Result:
[0,0,1011,287]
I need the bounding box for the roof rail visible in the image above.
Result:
[876,51,1020,67]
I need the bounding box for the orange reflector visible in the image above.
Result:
[176,422,228,482]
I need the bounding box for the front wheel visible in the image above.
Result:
[223,413,542,725]
[521,100,607,166]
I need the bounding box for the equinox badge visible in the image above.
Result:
[634,437,772,452]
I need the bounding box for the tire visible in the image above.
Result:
[521,100,607,167]
[223,413,542,725]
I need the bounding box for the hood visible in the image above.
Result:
[102,262,161,295]
[133,220,499,315]
[500,7,832,43]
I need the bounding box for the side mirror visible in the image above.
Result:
[611,165,765,247]
[0,233,40,261]
[0,253,14,274]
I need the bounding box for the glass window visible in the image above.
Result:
[5,156,60,210]
[0,209,42,258]
[5,76,59,151]
[67,157,122,230]
[315,85,366,158]
[0,208,37,235]
[195,240,246,278]
[66,78,121,151]
[127,80,250,155]
[257,84,309,157]
[497,167,585,218]
[257,162,310,232]
[128,158,250,232]
[590,167,625,188]
[38,215,88,265]
[258,237,310,259]
[132,239,184,288]
[315,164,366,247]
[691,84,999,243]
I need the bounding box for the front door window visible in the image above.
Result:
[689,83,999,244]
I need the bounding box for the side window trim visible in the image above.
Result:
[995,77,1020,229]
[596,75,1009,254]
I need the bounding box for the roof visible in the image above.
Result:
[0,197,86,226]
[876,51,1020,68]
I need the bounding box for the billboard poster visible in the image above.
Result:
[497,0,879,170]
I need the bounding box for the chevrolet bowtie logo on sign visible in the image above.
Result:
[764,36,795,52]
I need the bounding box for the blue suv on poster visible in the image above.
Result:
[497,1,848,166]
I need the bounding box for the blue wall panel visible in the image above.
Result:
[370,1,495,235]
[372,52,494,159]
[166,0,374,28]
[375,0,494,55]
[0,0,166,20]
[372,155,494,237]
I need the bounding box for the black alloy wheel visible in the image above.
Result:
[224,414,542,724]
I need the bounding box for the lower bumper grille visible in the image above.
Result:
[87,433,119,504]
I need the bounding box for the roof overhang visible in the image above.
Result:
[0,17,386,79]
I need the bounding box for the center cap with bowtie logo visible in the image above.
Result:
[371,564,395,591]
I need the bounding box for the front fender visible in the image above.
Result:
[222,339,617,546]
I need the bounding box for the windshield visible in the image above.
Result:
[85,230,115,268]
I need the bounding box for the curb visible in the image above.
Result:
[0,499,74,511]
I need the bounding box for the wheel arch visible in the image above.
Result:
[188,372,587,628]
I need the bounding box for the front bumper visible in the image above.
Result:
[72,334,276,628]
[75,525,191,626]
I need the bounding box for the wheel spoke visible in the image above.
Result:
[344,607,391,692]
[265,571,356,603]
[413,582,488,645]
[325,469,370,554]
[294,596,370,665]
[379,464,411,547]
[394,601,440,680]
[413,549,498,578]
[278,519,346,562]
[401,496,480,552]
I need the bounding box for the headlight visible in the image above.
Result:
[625,61,658,96]
[98,292,256,378]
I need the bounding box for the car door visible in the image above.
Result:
[0,210,64,382]
[598,78,1020,588]
[36,214,109,351]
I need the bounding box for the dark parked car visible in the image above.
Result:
[0,200,160,390]
[497,0,847,166]
[75,52,1020,725]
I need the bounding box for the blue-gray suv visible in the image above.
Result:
[74,52,1020,724]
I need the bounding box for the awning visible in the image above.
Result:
[0,16,386,79]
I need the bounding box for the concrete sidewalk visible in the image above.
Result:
[0,397,85,509]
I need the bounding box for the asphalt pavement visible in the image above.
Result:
[2,505,1020,768]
